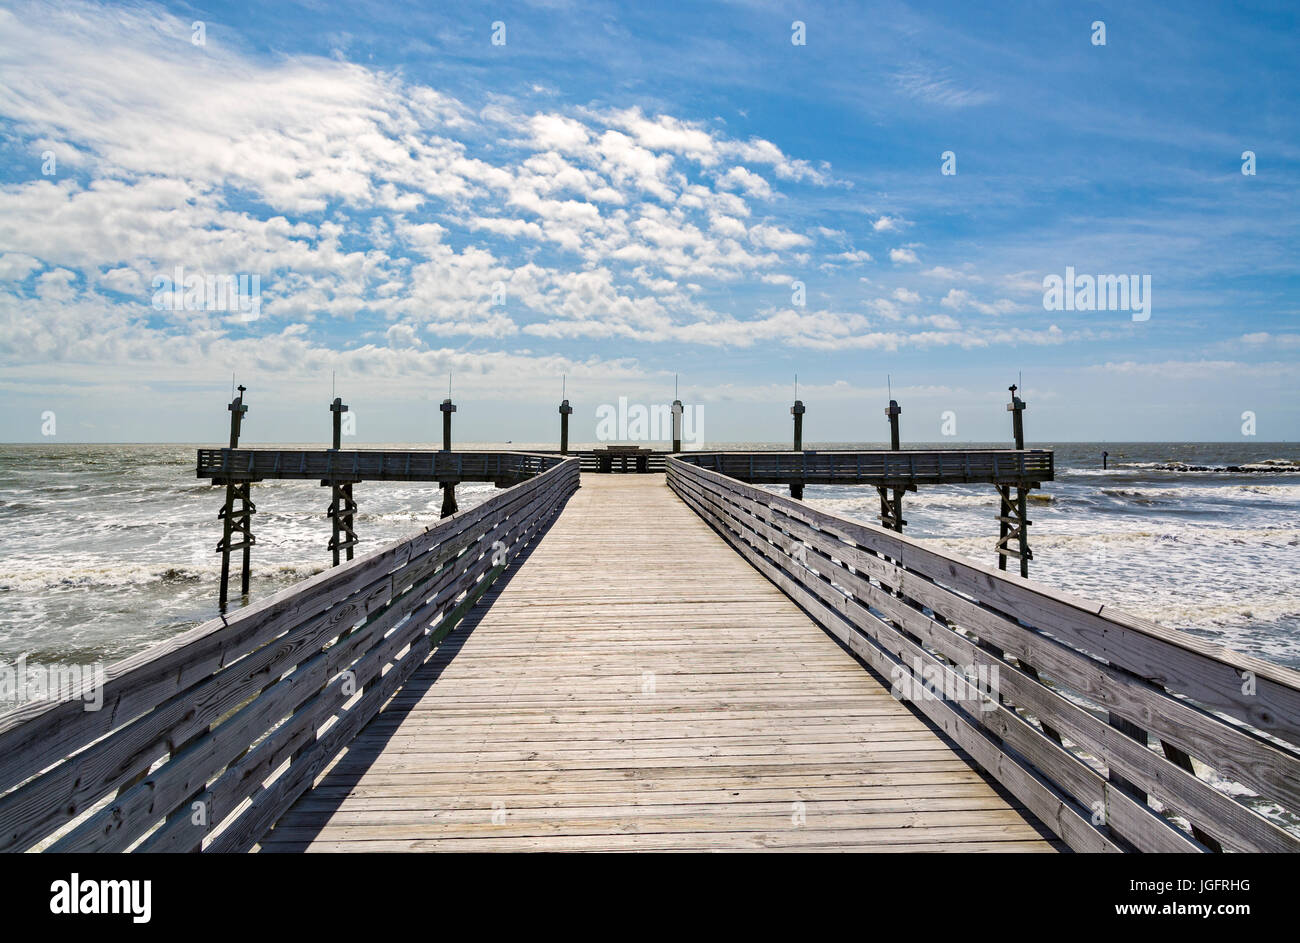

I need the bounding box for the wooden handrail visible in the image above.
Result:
[196,448,566,483]
[674,449,1053,484]
[667,457,1300,853]
[0,459,580,853]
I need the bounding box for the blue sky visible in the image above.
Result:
[0,0,1296,443]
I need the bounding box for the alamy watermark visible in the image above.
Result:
[152,265,261,321]
[1042,266,1150,321]
[50,874,151,923]
[890,657,999,712]
[595,396,704,447]
[0,656,105,711]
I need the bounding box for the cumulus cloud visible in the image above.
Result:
[940,288,1017,316]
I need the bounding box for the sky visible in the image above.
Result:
[0,0,1296,444]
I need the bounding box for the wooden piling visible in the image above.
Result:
[559,398,573,454]
[217,387,255,610]
[790,399,805,499]
[881,399,904,531]
[326,397,356,566]
[439,398,458,518]
[1000,385,1032,577]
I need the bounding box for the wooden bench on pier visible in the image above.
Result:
[594,445,654,473]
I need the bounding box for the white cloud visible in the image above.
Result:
[940,288,1017,316]
[1239,332,1300,349]
[749,224,812,251]
[893,69,995,108]
[716,166,773,199]
[922,265,982,282]
[0,253,42,281]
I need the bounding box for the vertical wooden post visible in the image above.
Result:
[1015,487,1030,579]
[217,387,254,610]
[1008,384,1025,451]
[671,399,683,453]
[559,398,573,454]
[330,396,345,450]
[997,485,1011,572]
[218,478,236,610]
[326,397,356,566]
[790,399,805,499]
[1001,385,1032,577]
[440,397,458,518]
[883,398,904,531]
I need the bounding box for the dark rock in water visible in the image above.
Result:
[1152,461,1296,473]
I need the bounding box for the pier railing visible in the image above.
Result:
[197,448,561,483]
[668,457,1300,853]
[675,448,1053,485]
[0,458,579,853]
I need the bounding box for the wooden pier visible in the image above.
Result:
[196,386,1053,607]
[3,389,1299,854]
[259,475,1060,852]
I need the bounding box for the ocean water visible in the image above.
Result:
[1,441,1297,679]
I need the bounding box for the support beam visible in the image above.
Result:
[217,481,255,609]
[998,385,1034,577]
[216,387,254,610]
[876,485,905,532]
[327,481,357,566]
[995,485,1033,576]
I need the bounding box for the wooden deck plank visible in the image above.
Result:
[261,475,1062,852]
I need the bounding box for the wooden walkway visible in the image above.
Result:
[259,475,1061,852]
